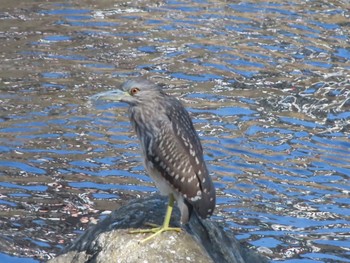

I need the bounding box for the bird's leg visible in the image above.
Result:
[129,194,181,243]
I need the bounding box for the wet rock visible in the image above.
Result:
[48,196,268,263]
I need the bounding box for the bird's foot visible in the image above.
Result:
[129,223,181,243]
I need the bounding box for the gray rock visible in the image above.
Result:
[48,196,269,263]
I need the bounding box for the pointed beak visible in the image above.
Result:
[90,89,130,102]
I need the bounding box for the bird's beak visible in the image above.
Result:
[90,89,130,102]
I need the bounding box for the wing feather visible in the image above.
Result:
[144,96,215,218]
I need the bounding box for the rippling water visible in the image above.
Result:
[0,0,349,262]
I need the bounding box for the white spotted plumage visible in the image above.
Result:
[124,78,215,223]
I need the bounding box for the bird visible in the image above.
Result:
[91,77,216,242]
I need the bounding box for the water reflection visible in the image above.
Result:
[0,0,349,262]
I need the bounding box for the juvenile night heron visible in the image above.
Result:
[92,78,216,242]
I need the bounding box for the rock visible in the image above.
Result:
[48,196,269,263]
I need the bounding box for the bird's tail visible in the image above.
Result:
[192,175,216,220]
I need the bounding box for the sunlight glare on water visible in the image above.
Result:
[0,0,349,262]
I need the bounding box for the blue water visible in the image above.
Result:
[0,0,349,262]
[0,253,38,263]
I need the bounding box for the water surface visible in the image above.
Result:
[0,0,349,262]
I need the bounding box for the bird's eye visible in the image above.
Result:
[130,87,140,95]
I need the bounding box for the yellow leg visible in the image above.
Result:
[129,194,181,243]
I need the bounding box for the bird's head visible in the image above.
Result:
[91,78,163,106]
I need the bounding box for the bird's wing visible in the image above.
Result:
[146,97,215,218]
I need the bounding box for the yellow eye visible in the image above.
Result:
[130,87,140,95]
